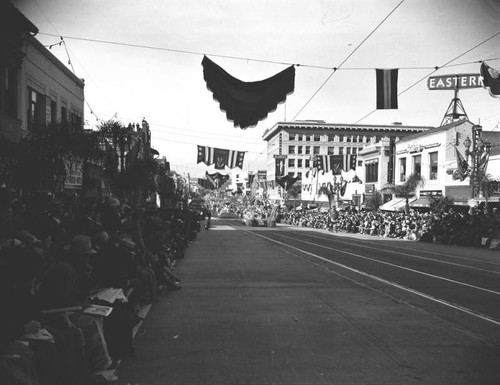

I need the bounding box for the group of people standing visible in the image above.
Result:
[0,188,199,384]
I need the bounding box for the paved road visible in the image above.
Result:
[117,218,500,385]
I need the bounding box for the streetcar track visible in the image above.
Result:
[288,231,500,274]
[242,228,500,327]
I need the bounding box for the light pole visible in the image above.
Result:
[330,175,344,208]
[463,125,491,199]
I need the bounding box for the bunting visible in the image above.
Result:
[313,155,357,174]
[202,55,295,129]
[197,145,245,169]
[276,174,300,190]
[480,61,500,97]
[376,69,398,109]
[205,171,229,189]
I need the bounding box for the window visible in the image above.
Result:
[288,159,295,167]
[429,152,438,180]
[352,147,357,154]
[297,159,303,168]
[71,111,82,132]
[399,157,406,182]
[338,147,344,155]
[346,147,351,155]
[313,146,320,154]
[297,146,303,154]
[288,145,295,155]
[28,87,46,130]
[61,104,67,124]
[289,133,296,141]
[413,154,421,176]
[338,134,344,142]
[328,134,335,142]
[50,98,57,125]
[352,135,358,143]
[314,134,321,141]
[305,146,310,155]
[305,135,311,141]
[305,159,310,168]
[365,161,379,183]
[0,64,17,118]
[327,146,335,155]
[347,135,352,143]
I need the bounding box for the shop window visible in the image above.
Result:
[365,162,379,183]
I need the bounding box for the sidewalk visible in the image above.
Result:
[117,219,499,385]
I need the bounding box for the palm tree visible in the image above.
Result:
[385,173,425,214]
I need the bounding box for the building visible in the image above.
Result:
[262,120,433,202]
[394,119,500,208]
[1,2,84,143]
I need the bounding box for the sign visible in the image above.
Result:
[428,74,483,90]
[407,143,423,153]
[273,154,287,159]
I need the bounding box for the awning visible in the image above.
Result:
[379,197,416,211]
[379,198,405,211]
[410,196,433,208]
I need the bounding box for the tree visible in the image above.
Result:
[286,182,301,208]
[318,184,335,211]
[385,173,425,214]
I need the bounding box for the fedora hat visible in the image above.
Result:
[64,235,96,254]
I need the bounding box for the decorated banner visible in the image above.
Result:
[275,157,286,178]
[205,171,230,189]
[376,68,398,109]
[276,174,300,190]
[313,155,357,174]
[197,145,245,169]
[202,55,296,129]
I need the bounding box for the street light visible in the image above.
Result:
[463,125,492,198]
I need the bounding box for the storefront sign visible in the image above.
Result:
[428,74,482,90]
[273,154,287,159]
[407,143,423,153]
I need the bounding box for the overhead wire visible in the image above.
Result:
[354,30,500,124]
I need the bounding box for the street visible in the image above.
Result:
[117,218,500,385]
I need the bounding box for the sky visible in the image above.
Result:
[12,0,500,178]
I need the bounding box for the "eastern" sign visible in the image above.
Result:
[428,73,483,90]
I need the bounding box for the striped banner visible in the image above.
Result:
[376,69,398,109]
[197,145,245,169]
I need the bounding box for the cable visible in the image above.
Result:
[290,0,406,121]
[38,32,500,73]
[355,30,500,124]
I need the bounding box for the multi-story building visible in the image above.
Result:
[1,2,84,143]
[262,120,433,202]
[394,119,500,208]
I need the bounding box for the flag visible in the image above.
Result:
[248,173,255,186]
[481,62,500,97]
[197,145,214,165]
[276,174,299,190]
[213,148,229,169]
[275,158,285,178]
[228,150,245,169]
[206,171,229,189]
[376,69,398,109]
[202,55,295,129]
[342,154,357,171]
[455,147,469,181]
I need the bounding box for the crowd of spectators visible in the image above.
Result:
[0,187,199,384]
[280,205,500,248]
